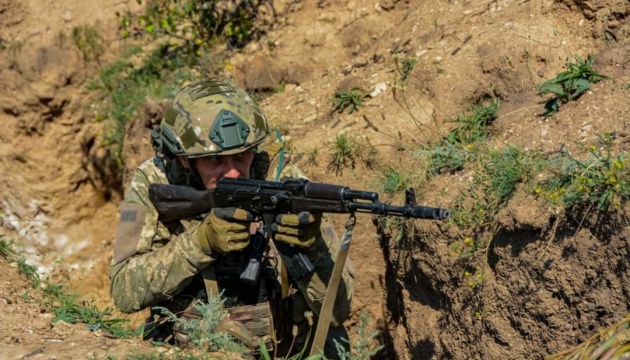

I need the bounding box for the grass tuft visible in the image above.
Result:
[0,238,138,339]
[328,133,357,175]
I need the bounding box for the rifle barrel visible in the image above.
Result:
[348,202,450,220]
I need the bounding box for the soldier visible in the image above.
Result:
[109,80,355,358]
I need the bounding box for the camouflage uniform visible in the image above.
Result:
[109,81,355,358]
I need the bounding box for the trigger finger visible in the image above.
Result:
[231,208,254,222]
[276,212,316,226]
[275,213,299,226]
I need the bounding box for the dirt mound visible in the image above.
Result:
[0,0,629,359]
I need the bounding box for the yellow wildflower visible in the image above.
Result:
[464,237,473,247]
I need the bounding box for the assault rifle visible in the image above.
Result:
[148,178,449,284]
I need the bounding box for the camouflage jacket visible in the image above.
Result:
[109,155,355,330]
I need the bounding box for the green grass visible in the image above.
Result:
[87,43,193,167]
[538,54,608,117]
[0,237,138,338]
[72,25,104,62]
[444,100,500,145]
[417,142,469,175]
[379,164,416,197]
[328,133,357,175]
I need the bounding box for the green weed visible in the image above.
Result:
[328,133,357,174]
[536,133,630,211]
[306,147,319,165]
[449,146,538,229]
[333,312,385,360]
[418,143,470,174]
[55,30,67,48]
[72,25,104,62]
[394,56,418,84]
[379,164,415,197]
[538,54,608,117]
[117,0,273,56]
[9,39,23,56]
[332,88,371,115]
[409,101,498,176]
[444,100,500,145]
[154,298,246,354]
[356,139,380,170]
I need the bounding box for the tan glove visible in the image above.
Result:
[197,208,253,254]
[272,211,322,248]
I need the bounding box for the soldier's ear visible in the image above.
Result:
[178,156,191,169]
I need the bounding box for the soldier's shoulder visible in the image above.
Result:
[278,164,309,180]
[135,157,169,184]
[125,157,169,201]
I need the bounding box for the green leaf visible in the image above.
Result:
[303,355,323,360]
[539,83,565,96]
[569,78,591,99]
[53,312,76,324]
[259,338,271,360]
[543,98,559,117]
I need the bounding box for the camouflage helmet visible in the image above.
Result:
[158,80,269,158]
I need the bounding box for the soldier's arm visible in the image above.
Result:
[109,160,215,313]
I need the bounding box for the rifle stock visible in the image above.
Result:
[148,184,215,223]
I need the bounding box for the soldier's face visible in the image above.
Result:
[179,150,255,189]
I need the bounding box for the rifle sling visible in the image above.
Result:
[309,214,356,356]
[201,266,220,298]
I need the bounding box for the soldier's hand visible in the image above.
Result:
[198,208,253,254]
[272,211,322,248]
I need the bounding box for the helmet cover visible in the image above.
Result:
[159,80,269,158]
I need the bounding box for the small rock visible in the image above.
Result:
[63,11,72,22]
[370,83,387,97]
[303,114,318,123]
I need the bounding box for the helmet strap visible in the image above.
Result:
[185,158,206,189]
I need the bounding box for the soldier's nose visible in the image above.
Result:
[223,158,241,179]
